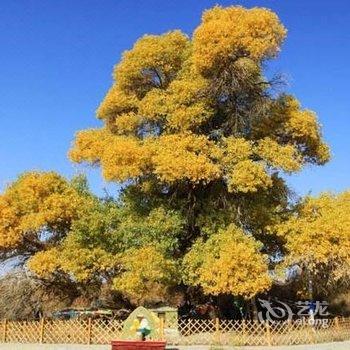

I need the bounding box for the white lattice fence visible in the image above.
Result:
[44,319,89,344]
[5,320,41,343]
[0,317,349,346]
[176,319,215,345]
[91,319,123,344]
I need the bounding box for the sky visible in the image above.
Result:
[0,0,349,197]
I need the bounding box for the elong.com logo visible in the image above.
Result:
[258,299,330,327]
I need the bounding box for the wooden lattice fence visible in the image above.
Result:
[0,317,350,346]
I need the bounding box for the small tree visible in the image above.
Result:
[0,172,87,263]
[276,191,350,298]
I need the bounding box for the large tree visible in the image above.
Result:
[67,5,329,300]
[1,6,332,307]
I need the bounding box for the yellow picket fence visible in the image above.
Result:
[0,317,350,346]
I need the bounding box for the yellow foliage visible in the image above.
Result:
[0,198,21,248]
[97,86,138,122]
[114,112,141,134]
[0,172,84,249]
[70,129,151,182]
[138,61,212,132]
[221,137,253,165]
[113,246,178,304]
[227,160,272,193]
[164,68,212,131]
[71,130,222,184]
[314,142,331,165]
[114,30,189,97]
[276,192,350,284]
[138,89,168,123]
[101,136,152,181]
[70,5,329,196]
[150,133,221,183]
[286,107,330,164]
[69,128,112,164]
[256,137,302,172]
[27,248,62,279]
[183,225,271,298]
[193,6,286,75]
[28,234,118,282]
[255,96,330,165]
